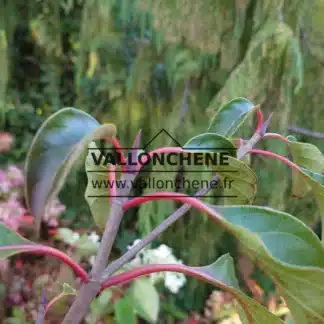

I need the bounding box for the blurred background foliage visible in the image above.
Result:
[1,0,324,314]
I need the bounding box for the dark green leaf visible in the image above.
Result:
[24,107,116,234]
[208,98,257,136]
[183,133,237,155]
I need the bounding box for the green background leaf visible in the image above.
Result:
[114,296,137,324]
[128,277,160,323]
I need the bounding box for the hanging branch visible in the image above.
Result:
[288,125,324,139]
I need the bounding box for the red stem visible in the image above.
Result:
[45,293,64,313]
[136,147,184,172]
[108,163,117,199]
[123,192,222,217]
[0,245,88,282]
[102,264,224,290]
[248,149,301,172]
[45,293,75,314]
[100,263,253,323]
[106,136,127,172]
[255,108,264,134]
[262,133,288,143]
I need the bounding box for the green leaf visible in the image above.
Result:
[89,289,113,321]
[293,167,324,223]
[287,135,324,197]
[0,223,31,259]
[114,296,137,324]
[84,141,111,231]
[128,277,160,323]
[214,156,257,205]
[192,254,282,323]
[77,234,99,257]
[207,98,257,136]
[62,283,76,295]
[7,307,26,324]
[204,205,324,323]
[55,228,79,245]
[285,316,295,324]
[183,135,256,204]
[24,107,116,234]
[183,133,237,155]
[45,283,77,315]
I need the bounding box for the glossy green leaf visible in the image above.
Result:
[0,223,31,259]
[128,277,160,323]
[287,135,324,197]
[214,156,257,205]
[204,205,324,324]
[183,132,237,155]
[84,141,111,231]
[114,296,137,324]
[207,98,257,136]
[24,107,116,234]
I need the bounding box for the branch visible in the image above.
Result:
[61,172,135,324]
[178,79,190,124]
[288,125,324,139]
[101,129,263,281]
[35,290,47,324]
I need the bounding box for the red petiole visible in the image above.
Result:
[0,244,88,282]
[255,108,264,134]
